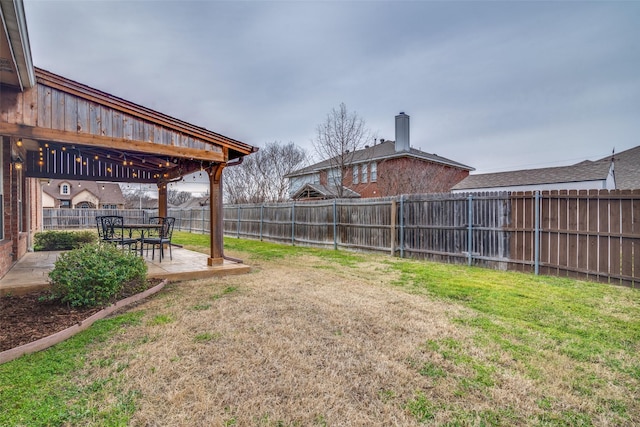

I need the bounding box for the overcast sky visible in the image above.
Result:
[23,0,640,187]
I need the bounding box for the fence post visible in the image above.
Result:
[291,202,295,246]
[468,194,473,266]
[390,199,397,256]
[333,199,337,250]
[237,206,241,238]
[260,204,264,241]
[534,191,540,275]
[399,195,405,258]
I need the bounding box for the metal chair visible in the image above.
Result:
[142,217,175,262]
[95,216,106,241]
[98,215,139,252]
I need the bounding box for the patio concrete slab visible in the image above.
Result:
[0,248,250,296]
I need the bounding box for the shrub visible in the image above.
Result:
[48,243,147,307]
[33,230,97,251]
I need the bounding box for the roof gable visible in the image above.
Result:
[291,183,360,200]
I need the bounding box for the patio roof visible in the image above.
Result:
[1,67,256,184]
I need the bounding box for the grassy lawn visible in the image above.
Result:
[1,232,639,426]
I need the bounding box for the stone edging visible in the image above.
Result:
[0,280,167,365]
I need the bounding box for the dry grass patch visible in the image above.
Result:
[78,257,479,425]
[72,247,638,426]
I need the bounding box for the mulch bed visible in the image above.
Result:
[0,279,162,353]
[0,292,102,352]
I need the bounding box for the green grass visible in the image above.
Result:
[388,260,640,368]
[0,311,144,426]
[173,231,365,266]
[194,332,220,343]
[4,234,639,425]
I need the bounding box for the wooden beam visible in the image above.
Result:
[158,184,168,218]
[0,123,225,162]
[208,164,225,265]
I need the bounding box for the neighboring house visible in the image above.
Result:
[287,113,474,200]
[451,145,640,193]
[42,180,125,209]
[178,195,210,209]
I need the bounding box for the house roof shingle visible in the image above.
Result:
[604,145,640,190]
[451,160,613,191]
[292,183,360,200]
[452,144,640,191]
[287,140,474,178]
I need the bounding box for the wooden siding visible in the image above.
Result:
[2,68,255,163]
[1,83,219,154]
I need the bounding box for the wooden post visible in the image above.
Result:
[157,183,168,218]
[208,163,225,265]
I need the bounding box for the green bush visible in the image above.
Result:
[47,243,147,307]
[33,230,96,251]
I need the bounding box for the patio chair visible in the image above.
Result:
[142,217,175,262]
[98,215,139,252]
[95,216,106,241]
[139,216,162,257]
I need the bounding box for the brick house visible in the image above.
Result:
[287,113,474,200]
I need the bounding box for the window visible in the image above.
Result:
[362,164,368,183]
[60,200,71,208]
[353,165,359,184]
[371,162,377,182]
[327,168,341,186]
[60,183,70,195]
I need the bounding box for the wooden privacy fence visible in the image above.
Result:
[43,208,157,229]
[510,190,640,287]
[42,207,208,232]
[223,190,640,287]
[42,190,640,287]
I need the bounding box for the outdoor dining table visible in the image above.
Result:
[122,223,162,257]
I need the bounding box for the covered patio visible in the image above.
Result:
[0,0,257,279]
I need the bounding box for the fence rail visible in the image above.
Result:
[43,189,640,287]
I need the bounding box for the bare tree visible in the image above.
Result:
[377,159,468,196]
[122,186,157,209]
[167,190,191,206]
[224,141,307,204]
[312,103,372,198]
